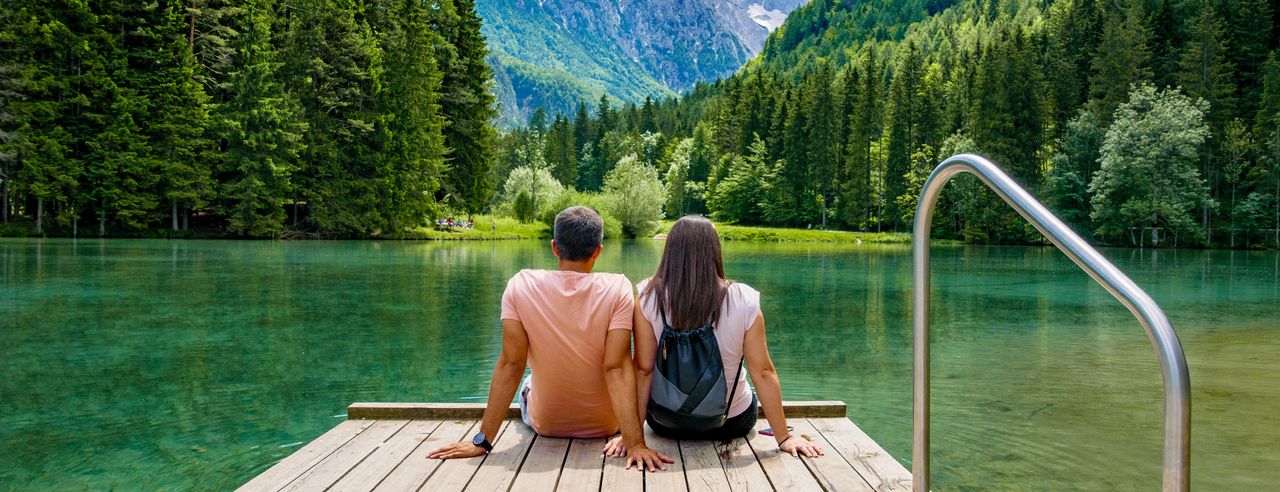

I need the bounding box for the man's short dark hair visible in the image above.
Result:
[553,206,604,261]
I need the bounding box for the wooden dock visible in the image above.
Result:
[238,401,912,491]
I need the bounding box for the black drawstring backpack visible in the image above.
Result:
[647,298,744,431]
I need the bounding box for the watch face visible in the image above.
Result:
[472,432,487,447]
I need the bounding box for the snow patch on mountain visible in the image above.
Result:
[747,3,788,32]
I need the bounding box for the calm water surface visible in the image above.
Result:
[0,238,1276,490]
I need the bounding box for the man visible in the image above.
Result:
[429,206,672,471]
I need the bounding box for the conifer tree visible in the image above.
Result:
[886,41,926,228]
[1088,5,1153,123]
[1178,1,1236,130]
[1178,0,1235,233]
[219,0,306,236]
[372,0,448,230]
[284,0,381,234]
[439,0,497,218]
[1229,0,1273,120]
[143,2,214,231]
[572,101,591,158]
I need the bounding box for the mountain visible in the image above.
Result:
[477,0,808,126]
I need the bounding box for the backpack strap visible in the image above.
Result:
[724,357,745,418]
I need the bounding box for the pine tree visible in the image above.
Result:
[1229,0,1273,120]
[1178,1,1236,130]
[1178,0,1236,234]
[219,0,306,237]
[572,101,591,158]
[372,0,448,231]
[1257,51,1280,138]
[886,41,926,229]
[439,0,497,219]
[284,0,381,234]
[842,50,883,230]
[1148,0,1182,90]
[142,1,214,231]
[543,115,577,186]
[1088,5,1153,123]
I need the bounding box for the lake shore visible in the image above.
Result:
[0,218,912,244]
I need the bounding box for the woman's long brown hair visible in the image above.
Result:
[644,215,728,330]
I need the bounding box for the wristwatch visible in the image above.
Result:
[472,432,494,453]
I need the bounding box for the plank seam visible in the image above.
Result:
[328,419,442,492]
[407,420,479,492]
[547,437,574,491]
[270,420,379,492]
[743,434,785,492]
[501,428,539,492]
[308,420,412,491]
[803,417,875,491]
[432,420,510,492]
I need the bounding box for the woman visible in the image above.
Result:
[606,215,823,458]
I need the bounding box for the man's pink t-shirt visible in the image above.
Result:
[500,269,634,438]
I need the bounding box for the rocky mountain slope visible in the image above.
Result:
[478,0,807,126]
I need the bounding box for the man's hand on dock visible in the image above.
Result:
[427,442,486,460]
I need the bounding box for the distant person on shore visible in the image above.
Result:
[604,215,823,457]
[428,206,673,471]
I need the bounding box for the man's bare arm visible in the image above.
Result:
[429,319,528,459]
[603,328,673,471]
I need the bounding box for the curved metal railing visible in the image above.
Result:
[911,154,1191,491]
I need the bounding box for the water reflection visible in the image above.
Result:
[0,239,1276,489]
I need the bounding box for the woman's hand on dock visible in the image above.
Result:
[625,443,674,472]
[778,435,824,458]
[603,436,674,471]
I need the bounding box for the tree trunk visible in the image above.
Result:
[35,197,42,233]
[183,206,189,231]
[1,179,8,224]
[99,198,106,237]
[73,218,77,238]
[172,198,179,231]
[821,196,828,229]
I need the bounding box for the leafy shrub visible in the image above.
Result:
[501,166,563,223]
[602,154,665,237]
[539,189,623,239]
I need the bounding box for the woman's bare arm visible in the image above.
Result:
[743,311,823,457]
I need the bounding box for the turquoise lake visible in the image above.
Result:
[1,238,1276,490]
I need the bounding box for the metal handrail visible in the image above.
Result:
[911,154,1191,491]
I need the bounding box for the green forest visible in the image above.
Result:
[497,0,1280,248]
[0,0,495,238]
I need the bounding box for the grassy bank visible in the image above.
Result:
[659,222,912,244]
[404,215,549,240]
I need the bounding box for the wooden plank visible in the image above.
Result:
[463,420,538,491]
[327,420,441,492]
[418,420,511,491]
[600,439,644,492]
[555,438,604,492]
[347,401,845,420]
[790,418,874,492]
[348,402,521,420]
[717,436,773,491]
[509,435,571,491]
[279,420,409,491]
[372,419,475,492]
[746,420,824,492]
[237,419,377,492]
[680,440,731,492]
[765,401,848,418]
[809,418,912,492]
[644,429,687,492]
